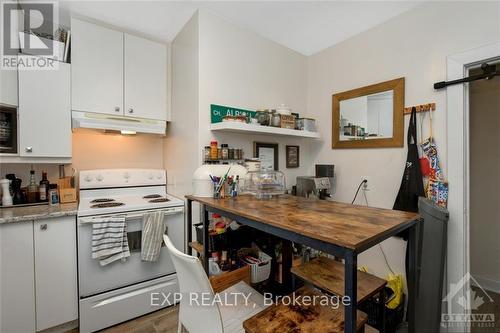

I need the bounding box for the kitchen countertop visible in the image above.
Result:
[0,202,78,224]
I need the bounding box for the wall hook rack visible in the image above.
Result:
[404,103,436,115]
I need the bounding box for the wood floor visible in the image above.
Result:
[66,305,181,333]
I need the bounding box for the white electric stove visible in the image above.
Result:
[77,169,184,333]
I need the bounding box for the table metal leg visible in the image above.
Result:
[186,199,192,255]
[345,251,358,333]
[379,287,386,333]
[202,205,209,273]
[282,239,293,292]
[407,223,418,333]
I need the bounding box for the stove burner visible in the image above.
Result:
[90,198,116,203]
[143,194,162,199]
[91,202,125,208]
[149,198,170,203]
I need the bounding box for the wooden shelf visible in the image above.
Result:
[209,265,251,293]
[243,287,368,333]
[291,256,386,304]
[211,122,321,139]
[188,241,203,253]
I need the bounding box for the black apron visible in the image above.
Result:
[393,107,425,238]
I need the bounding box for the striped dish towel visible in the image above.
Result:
[141,211,166,262]
[91,217,130,266]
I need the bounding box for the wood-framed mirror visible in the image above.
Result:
[332,77,404,149]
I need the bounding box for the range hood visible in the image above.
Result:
[72,111,166,135]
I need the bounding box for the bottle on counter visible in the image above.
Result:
[27,170,38,203]
[48,184,59,206]
[39,171,50,202]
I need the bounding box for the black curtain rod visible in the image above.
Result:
[434,63,498,90]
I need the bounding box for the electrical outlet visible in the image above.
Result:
[361,176,370,190]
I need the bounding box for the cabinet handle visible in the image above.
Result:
[114,106,120,112]
[128,108,134,113]
[25,146,33,153]
[40,224,48,231]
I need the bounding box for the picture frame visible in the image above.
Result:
[253,142,279,171]
[286,145,300,168]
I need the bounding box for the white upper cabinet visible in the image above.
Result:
[124,34,167,121]
[71,19,168,121]
[0,67,18,107]
[71,18,124,115]
[18,57,71,158]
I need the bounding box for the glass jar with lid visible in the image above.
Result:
[255,110,270,126]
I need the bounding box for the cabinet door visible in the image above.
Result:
[18,57,71,157]
[0,67,18,107]
[124,34,167,121]
[71,18,123,115]
[34,216,78,331]
[0,222,36,333]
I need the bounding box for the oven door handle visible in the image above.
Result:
[79,206,184,224]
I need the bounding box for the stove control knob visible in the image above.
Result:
[96,174,104,182]
[156,173,162,179]
[148,173,154,180]
[84,175,93,182]
[124,172,131,179]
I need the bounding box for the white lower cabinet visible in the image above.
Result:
[34,216,78,331]
[0,222,36,333]
[0,216,77,333]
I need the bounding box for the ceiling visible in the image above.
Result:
[58,1,421,56]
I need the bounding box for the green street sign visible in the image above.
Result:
[210,104,256,123]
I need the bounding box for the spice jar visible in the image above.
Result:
[221,144,229,160]
[210,141,218,160]
[270,111,281,127]
[228,148,235,160]
[204,146,211,162]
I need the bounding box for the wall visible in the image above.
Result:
[165,13,200,198]
[197,10,311,190]
[166,10,311,198]
[470,68,500,293]
[307,1,500,283]
[0,129,164,187]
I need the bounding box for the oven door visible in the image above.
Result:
[78,207,184,298]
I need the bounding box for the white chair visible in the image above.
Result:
[163,235,267,333]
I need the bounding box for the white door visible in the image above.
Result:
[124,34,167,121]
[18,56,71,157]
[0,222,36,333]
[0,67,18,107]
[34,216,78,331]
[71,18,123,115]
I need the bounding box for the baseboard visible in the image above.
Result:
[471,274,500,294]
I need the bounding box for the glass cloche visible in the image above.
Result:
[243,169,286,199]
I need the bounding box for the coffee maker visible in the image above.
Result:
[295,165,334,200]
